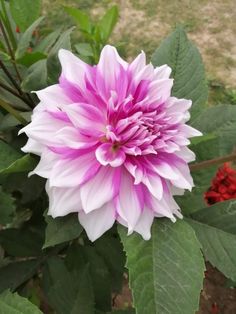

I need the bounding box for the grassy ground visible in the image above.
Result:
[43,0,236,103]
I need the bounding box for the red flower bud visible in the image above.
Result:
[16,26,20,33]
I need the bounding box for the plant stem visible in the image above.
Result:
[0,18,22,82]
[0,98,27,125]
[190,153,236,171]
[0,80,33,107]
[0,59,22,94]
[0,0,17,50]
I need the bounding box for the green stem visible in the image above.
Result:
[0,98,27,125]
[0,80,33,107]
[190,153,236,172]
[0,0,17,50]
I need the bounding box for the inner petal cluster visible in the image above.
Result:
[20,45,201,242]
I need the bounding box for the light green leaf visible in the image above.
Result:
[98,6,119,42]
[0,154,37,175]
[43,214,83,248]
[119,219,205,314]
[10,0,41,32]
[0,187,15,225]
[34,29,61,53]
[0,141,21,173]
[15,17,44,59]
[192,104,236,156]
[188,218,236,282]
[0,290,42,314]
[75,43,93,57]
[64,7,92,33]
[21,59,48,92]
[151,27,208,122]
[16,51,46,67]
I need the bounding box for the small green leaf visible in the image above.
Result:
[98,5,119,42]
[75,43,94,57]
[21,59,48,92]
[151,27,208,122]
[119,219,205,314]
[0,187,15,225]
[16,51,46,67]
[43,213,83,248]
[0,141,21,173]
[0,290,43,314]
[0,154,37,175]
[34,29,61,53]
[64,7,92,33]
[10,0,41,32]
[15,17,44,59]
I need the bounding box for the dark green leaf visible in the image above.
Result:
[0,112,31,131]
[94,233,125,292]
[119,219,205,314]
[66,244,111,311]
[98,5,118,42]
[0,140,21,173]
[21,59,48,92]
[74,43,93,57]
[0,260,40,293]
[15,17,44,59]
[44,257,95,314]
[0,228,44,257]
[0,187,15,225]
[0,290,43,314]
[34,29,61,53]
[43,214,83,248]
[151,27,208,122]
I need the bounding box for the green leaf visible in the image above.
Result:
[188,218,236,282]
[94,233,126,292]
[47,27,74,84]
[43,213,83,248]
[119,219,205,314]
[0,112,31,131]
[0,154,37,175]
[0,187,15,225]
[34,29,61,53]
[43,257,95,314]
[16,51,46,67]
[21,59,48,92]
[98,5,119,42]
[74,43,93,57]
[0,141,21,173]
[0,260,40,293]
[0,290,43,314]
[190,199,236,234]
[0,228,44,257]
[192,104,236,156]
[10,0,41,32]
[66,244,112,312]
[15,17,44,59]
[64,7,92,33]
[151,27,208,122]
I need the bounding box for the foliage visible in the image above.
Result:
[0,0,236,313]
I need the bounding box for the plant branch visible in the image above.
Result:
[0,98,27,125]
[0,18,22,82]
[0,59,22,93]
[190,153,236,172]
[0,80,33,107]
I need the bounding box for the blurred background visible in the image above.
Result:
[43,0,236,106]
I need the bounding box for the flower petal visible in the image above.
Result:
[80,166,121,213]
[79,202,115,241]
[95,143,126,167]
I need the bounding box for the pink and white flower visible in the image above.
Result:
[20,45,201,241]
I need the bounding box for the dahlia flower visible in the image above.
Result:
[20,45,201,241]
